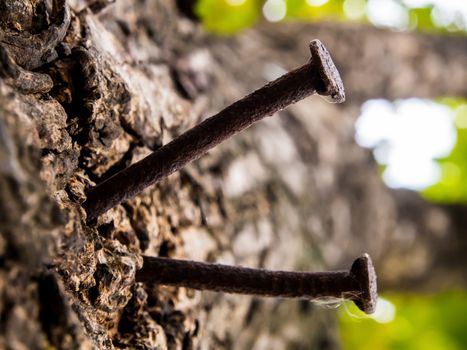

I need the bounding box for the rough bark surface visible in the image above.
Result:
[1,1,466,349]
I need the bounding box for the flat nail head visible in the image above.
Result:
[137,254,378,314]
[349,253,378,314]
[309,39,345,103]
[83,40,346,221]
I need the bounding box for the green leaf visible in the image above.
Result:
[340,292,467,350]
[422,100,467,204]
[196,0,260,35]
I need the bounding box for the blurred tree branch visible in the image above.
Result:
[212,22,467,106]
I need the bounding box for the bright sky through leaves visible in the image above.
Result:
[262,0,287,22]
[366,0,467,29]
[197,0,467,33]
[355,99,457,190]
[370,298,396,324]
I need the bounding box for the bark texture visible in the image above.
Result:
[1,1,466,349]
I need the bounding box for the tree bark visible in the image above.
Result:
[1,1,466,349]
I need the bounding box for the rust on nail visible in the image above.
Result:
[136,253,377,314]
[82,39,345,222]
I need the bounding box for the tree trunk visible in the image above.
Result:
[1,1,466,349]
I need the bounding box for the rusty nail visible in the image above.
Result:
[136,253,377,314]
[83,39,345,222]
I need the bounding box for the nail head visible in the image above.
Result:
[309,39,345,103]
[350,253,378,314]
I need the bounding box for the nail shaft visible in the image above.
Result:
[83,40,345,222]
[136,254,377,314]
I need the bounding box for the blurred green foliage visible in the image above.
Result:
[196,1,467,347]
[340,292,467,350]
[281,0,346,21]
[196,0,258,34]
[423,100,467,204]
[196,0,466,35]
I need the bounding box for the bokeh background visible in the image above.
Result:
[194,1,467,349]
